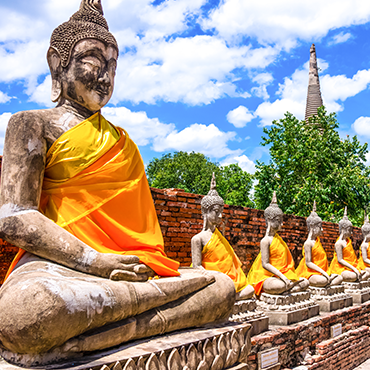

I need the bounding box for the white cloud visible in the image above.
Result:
[102,106,175,146]
[112,36,277,105]
[0,113,12,154]
[0,91,11,104]
[227,106,254,128]
[330,32,352,45]
[152,123,241,158]
[251,72,273,100]
[222,154,256,174]
[28,75,54,108]
[352,116,370,138]
[366,152,370,165]
[203,0,370,46]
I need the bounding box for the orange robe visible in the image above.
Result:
[246,233,298,295]
[201,228,248,293]
[358,243,370,270]
[296,237,328,279]
[328,238,358,275]
[5,112,179,280]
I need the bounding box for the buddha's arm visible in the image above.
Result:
[191,235,203,268]
[0,112,149,281]
[304,242,329,278]
[361,243,370,265]
[260,238,291,284]
[335,242,360,275]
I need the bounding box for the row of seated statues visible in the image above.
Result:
[193,177,370,298]
[0,0,369,366]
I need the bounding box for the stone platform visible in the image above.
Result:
[0,322,252,370]
[343,281,370,304]
[257,291,319,326]
[308,285,353,312]
[229,299,269,336]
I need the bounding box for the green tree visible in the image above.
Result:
[146,151,254,207]
[254,107,370,226]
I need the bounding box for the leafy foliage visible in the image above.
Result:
[254,107,370,226]
[146,151,254,208]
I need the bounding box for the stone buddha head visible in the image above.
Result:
[201,173,224,230]
[264,191,283,232]
[47,0,119,111]
[306,201,322,238]
[362,211,370,242]
[339,206,353,238]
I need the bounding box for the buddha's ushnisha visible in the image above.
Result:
[329,207,369,281]
[246,192,309,295]
[191,173,255,300]
[296,202,342,286]
[0,0,235,363]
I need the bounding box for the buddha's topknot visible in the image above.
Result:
[201,173,224,214]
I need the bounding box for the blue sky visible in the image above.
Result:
[1,0,370,173]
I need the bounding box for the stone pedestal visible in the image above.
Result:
[0,322,252,370]
[308,285,353,312]
[230,298,269,336]
[257,291,319,326]
[343,281,370,304]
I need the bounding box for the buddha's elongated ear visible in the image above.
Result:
[47,47,62,102]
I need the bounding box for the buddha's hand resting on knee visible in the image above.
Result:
[93,253,155,281]
[282,277,294,290]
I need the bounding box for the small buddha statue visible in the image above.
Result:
[0,1,235,363]
[246,192,309,295]
[357,211,370,274]
[328,207,369,281]
[191,173,255,301]
[296,202,343,287]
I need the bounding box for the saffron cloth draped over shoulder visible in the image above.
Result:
[328,239,358,275]
[246,233,298,295]
[5,113,180,279]
[357,246,370,270]
[296,237,328,279]
[201,228,247,293]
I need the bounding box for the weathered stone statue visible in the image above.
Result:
[296,202,352,312]
[358,211,370,273]
[0,1,235,366]
[191,173,255,301]
[328,207,370,304]
[246,192,318,325]
[296,202,342,287]
[328,207,369,281]
[246,192,308,295]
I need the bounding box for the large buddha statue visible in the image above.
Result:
[191,174,255,301]
[246,192,309,295]
[296,202,342,287]
[0,1,235,364]
[328,207,369,281]
[357,211,370,274]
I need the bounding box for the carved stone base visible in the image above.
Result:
[343,282,370,304]
[308,285,353,312]
[257,291,319,326]
[229,299,269,336]
[0,322,252,370]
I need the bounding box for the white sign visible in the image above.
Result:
[331,323,342,338]
[260,348,279,369]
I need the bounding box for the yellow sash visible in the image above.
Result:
[296,237,328,279]
[6,113,179,279]
[246,233,298,295]
[328,238,358,275]
[201,228,248,293]
[358,243,370,270]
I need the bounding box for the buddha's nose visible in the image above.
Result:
[98,71,111,86]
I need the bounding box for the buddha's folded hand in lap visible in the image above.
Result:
[357,211,370,275]
[0,0,235,363]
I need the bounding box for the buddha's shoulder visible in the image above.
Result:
[8,108,58,130]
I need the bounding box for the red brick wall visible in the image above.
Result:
[0,187,362,285]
